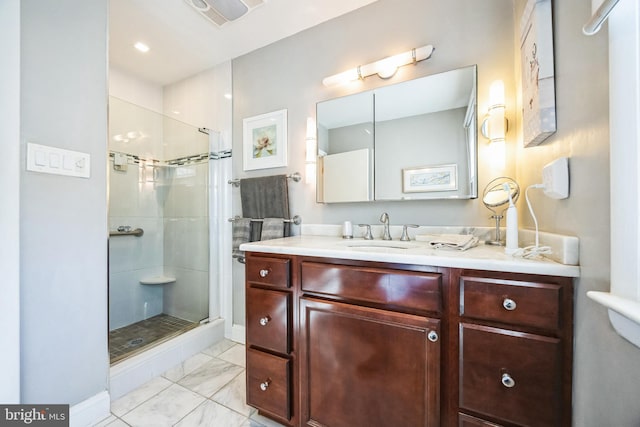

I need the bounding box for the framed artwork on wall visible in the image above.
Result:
[520,0,557,147]
[243,109,288,171]
[402,164,458,193]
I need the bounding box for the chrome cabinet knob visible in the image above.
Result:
[259,269,270,277]
[501,373,516,388]
[260,379,271,391]
[427,330,439,342]
[503,298,517,311]
[259,316,270,326]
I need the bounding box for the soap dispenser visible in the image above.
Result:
[504,183,518,255]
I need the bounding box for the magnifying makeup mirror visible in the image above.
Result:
[482,177,520,245]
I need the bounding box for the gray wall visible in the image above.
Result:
[514,0,640,426]
[20,0,109,404]
[232,0,640,425]
[0,0,21,403]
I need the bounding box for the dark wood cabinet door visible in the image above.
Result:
[300,297,440,427]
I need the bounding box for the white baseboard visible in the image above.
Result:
[110,318,225,400]
[229,324,245,344]
[70,390,110,427]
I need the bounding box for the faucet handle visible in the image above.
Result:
[400,224,419,241]
[358,224,374,240]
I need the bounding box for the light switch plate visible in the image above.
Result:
[27,143,90,179]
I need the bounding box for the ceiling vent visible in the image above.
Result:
[185,0,265,27]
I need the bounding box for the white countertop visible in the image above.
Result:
[240,235,580,278]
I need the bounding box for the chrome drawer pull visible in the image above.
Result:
[501,373,516,388]
[502,298,517,311]
[260,379,271,391]
[259,269,270,277]
[259,316,271,326]
[427,330,439,342]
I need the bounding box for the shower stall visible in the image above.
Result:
[107,96,225,364]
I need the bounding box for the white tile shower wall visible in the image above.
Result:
[109,269,164,330]
[163,116,209,161]
[109,161,164,331]
[107,217,164,273]
[163,162,210,323]
[109,97,164,160]
[164,218,210,272]
[162,268,209,322]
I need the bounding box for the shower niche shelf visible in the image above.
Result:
[140,276,176,285]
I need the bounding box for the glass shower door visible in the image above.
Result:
[107,96,210,363]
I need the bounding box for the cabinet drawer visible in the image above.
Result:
[459,413,503,427]
[459,323,562,426]
[247,348,291,421]
[247,256,290,288]
[247,287,290,354]
[301,261,442,314]
[460,276,561,330]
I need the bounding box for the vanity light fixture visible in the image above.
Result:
[481,80,508,143]
[305,117,317,184]
[322,45,435,87]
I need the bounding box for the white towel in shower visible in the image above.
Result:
[260,218,285,241]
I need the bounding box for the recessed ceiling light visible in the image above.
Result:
[134,42,150,53]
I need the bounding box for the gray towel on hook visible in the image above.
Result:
[260,218,285,241]
[240,175,290,240]
[232,218,251,258]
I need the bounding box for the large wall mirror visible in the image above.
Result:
[316,65,478,203]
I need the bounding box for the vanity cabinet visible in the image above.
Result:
[244,254,574,427]
[453,270,573,427]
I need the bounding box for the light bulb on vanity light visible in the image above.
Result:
[305,117,317,184]
[322,45,435,87]
[481,80,508,144]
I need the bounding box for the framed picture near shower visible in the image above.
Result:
[243,108,288,171]
[520,0,556,147]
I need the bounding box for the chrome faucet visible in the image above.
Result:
[379,212,392,240]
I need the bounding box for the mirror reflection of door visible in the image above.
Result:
[316,92,374,203]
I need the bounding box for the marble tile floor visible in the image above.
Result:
[95,340,285,427]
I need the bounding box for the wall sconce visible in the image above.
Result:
[481,80,508,143]
[305,117,317,184]
[322,45,435,87]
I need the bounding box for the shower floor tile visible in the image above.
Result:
[109,314,199,364]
